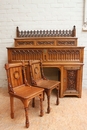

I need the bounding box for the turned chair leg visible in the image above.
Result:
[25,107,29,128]
[46,90,51,113]
[39,94,44,116]
[43,91,45,101]
[56,88,59,105]
[10,95,14,118]
[24,100,30,128]
[32,98,35,107]
[47,95,50,113]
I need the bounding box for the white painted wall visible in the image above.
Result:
[0,0,87,88]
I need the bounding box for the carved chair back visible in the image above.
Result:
[5,62,28,93]
[29,60,44,82]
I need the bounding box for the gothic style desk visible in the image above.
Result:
[7,26,84,98]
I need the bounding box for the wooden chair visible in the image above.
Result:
[28,60,60,113]
[5,62,44,128]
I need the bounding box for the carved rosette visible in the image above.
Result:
[34,67,39,74]
[13,71,20,79]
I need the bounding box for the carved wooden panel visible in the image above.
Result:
[47,49,80,61]
[57,41,75,46]
[36,41,54,46]
[10,66,23,88]
[67,70,77,90]
[16,41,34,46]
[7,47,84,63]
[11,49,43,61]
[62,66,82,97]
[15,37,77,47]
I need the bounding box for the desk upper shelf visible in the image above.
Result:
[15,25,77,47]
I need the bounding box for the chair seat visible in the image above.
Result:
[13,85,44,99]
[36,79,60,89]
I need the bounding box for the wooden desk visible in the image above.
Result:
[7,26,84,98]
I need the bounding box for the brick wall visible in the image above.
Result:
[0,0,87,87]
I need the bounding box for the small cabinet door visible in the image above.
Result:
[63,66,83,97]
